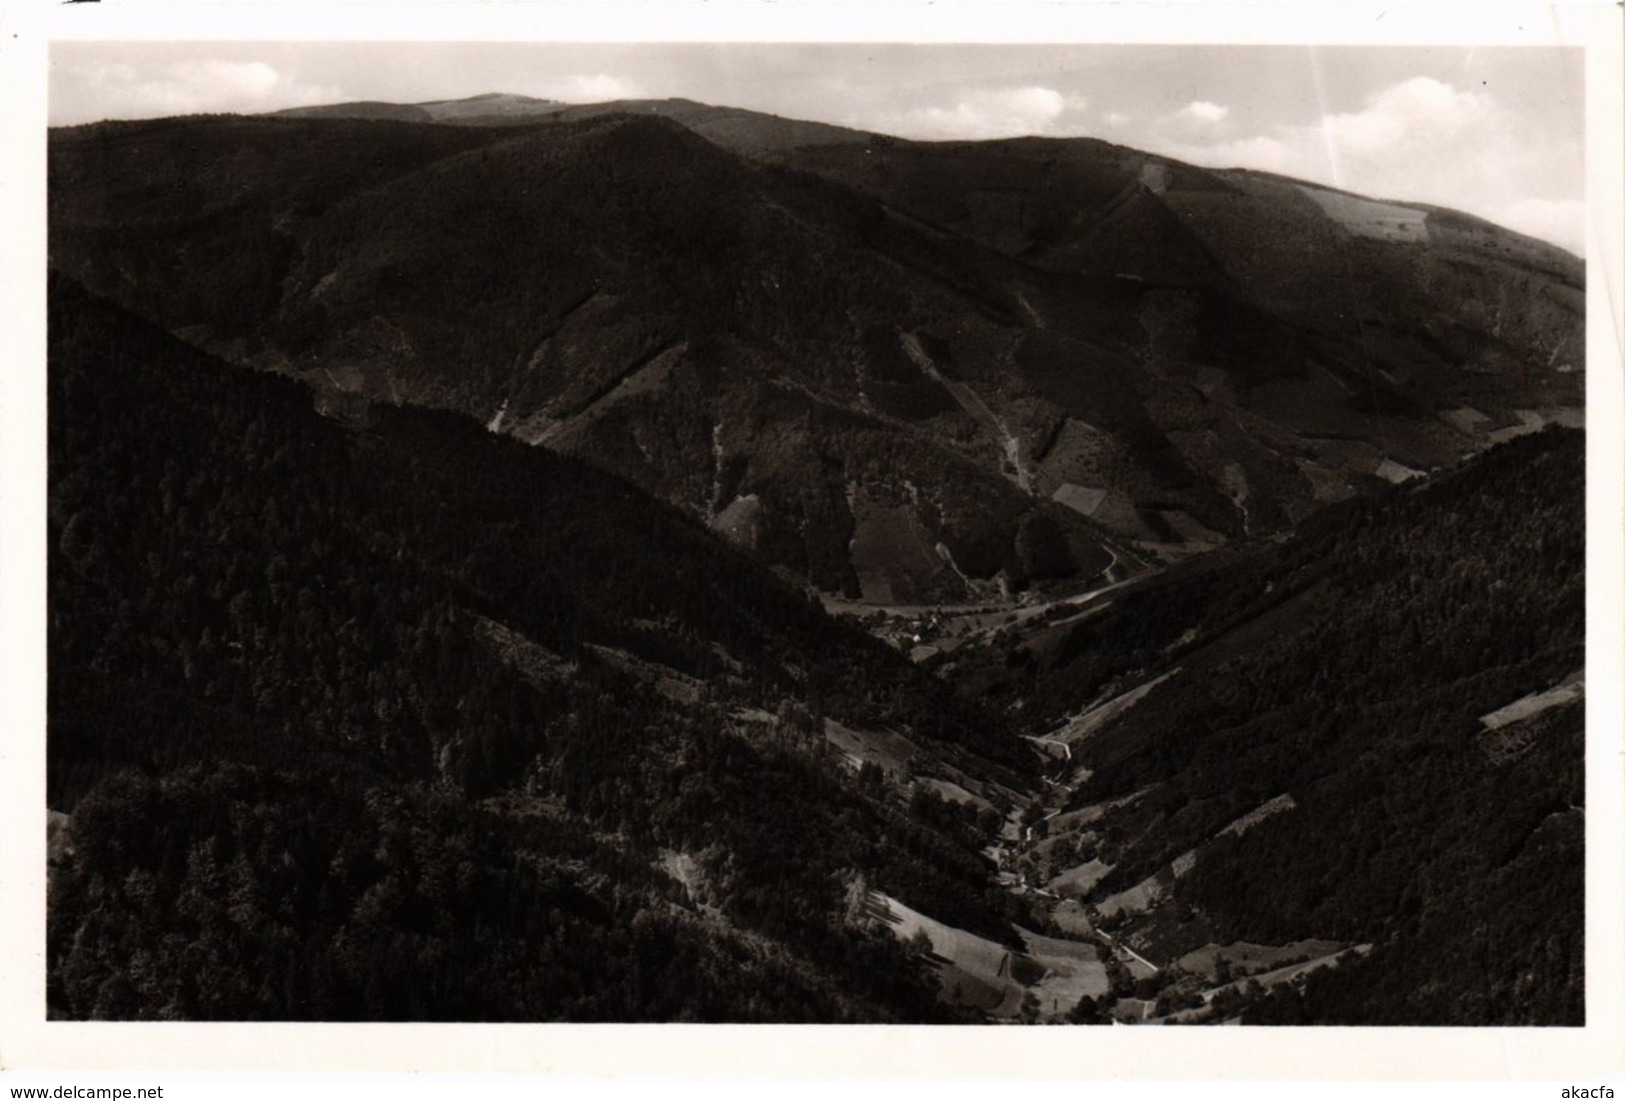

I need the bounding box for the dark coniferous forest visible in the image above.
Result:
[48,275,1023,1021]
[44,93,1586,1026]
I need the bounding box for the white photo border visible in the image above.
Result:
[2,0,1620,1080]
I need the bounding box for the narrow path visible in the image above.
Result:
[901,331,1033,494]
[948,378,1032,495]
[1015,291,1045,329]
[1096,929,1160,974]
[1023,735,1072,760]
[707,420,726,517]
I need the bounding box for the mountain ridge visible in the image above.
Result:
[49,99,1582,603]
[267,92,1583,263]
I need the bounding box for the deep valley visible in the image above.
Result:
[44,92,1586,1025]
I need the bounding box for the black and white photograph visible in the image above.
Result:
[4,2,1624,1085]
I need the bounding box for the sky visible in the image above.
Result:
[49,42,1586,254]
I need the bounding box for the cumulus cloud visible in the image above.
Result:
[1147,76,1585,255]
[877,85,1081,140]
[64,59,343,120]
[1320,77,1498,163]
[52,55,648,122]
[1178,100,1229,124]
[552,73,645,102]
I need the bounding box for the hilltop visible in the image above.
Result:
[50,97,1581,603]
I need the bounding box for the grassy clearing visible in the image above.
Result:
[1441,406,1492,435]
[1293,459,1356,505]
[1052,482,1108,517]
[471,614,578,687]
[48,810,74,865]
[708,492,763,547]
[919,777,998,816]
[848,491,953,605]
[1375,457,1426,484]
[1097,868,1175,921]
[1048,858,1113,897]
[1174,939,1345,983]
[825,721,1016,814]
[1096,795,1299,922]
[866,892,1111,1020]
[581,643,703,704]
[823,719,922,776]
[1200,944,1373,1004]
[1485,410,1549,445]
[1296,184,1429,243]
[659,849,703,903]
[1480,672,1584,730]
[1053,671,1180,747]
[1050,899,1095,937]
[866,891,1027,1016]
[1019,926,1111,1015]
[1048,786,1153,835]
[1218,794,1297,840]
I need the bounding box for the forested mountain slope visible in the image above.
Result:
[44,93,1588,1027]
[49,102,1582,603]
[46,273,1032,1021]
[49,113,1116,604]
[945,426,1584,1024]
